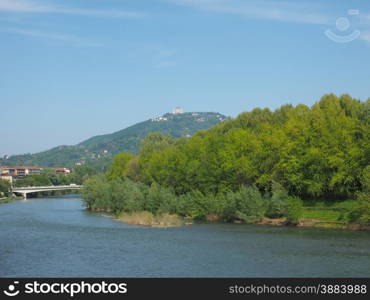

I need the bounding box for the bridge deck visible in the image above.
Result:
[12,185,83,199]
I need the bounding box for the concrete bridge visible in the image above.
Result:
[12,185,83,199]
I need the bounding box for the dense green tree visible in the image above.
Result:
[138,133,175,184]
[131,94,369,200]
[145,182,177,214]
[82,174,111,211]
[107,153,134,181]
[348,166,370,225]
[14,174,52,187]
[265,182,289,218]
[71,165,98,185]
[82,94,369,226]
[0,179,10,197]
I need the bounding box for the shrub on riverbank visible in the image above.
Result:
[285,197,303,225]
[348,196,370,226]
[221,186,266,223]
[82,174,370,229]
[348,166,370,226]
[0,179,11,198]
[265,182,290,218]
[82,175,306,225]
[348,192,370,226]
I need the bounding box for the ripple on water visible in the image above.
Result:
[0,195,370,277]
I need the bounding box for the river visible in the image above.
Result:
[0,195,369,277]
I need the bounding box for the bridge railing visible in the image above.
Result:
[12,185,83,191]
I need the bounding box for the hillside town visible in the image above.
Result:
[0,166,72,184]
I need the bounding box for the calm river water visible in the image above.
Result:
[1,195,369,277]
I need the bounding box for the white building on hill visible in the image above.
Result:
[173,107,184,114]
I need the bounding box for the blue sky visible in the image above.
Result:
[1,0,370,156]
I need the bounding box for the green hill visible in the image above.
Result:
[0,112,228,169]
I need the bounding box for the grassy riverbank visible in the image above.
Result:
[256,200,370,230]
[0,196,23,204]
[104,198,369,230]
[301,200,370,230]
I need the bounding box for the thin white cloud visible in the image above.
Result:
[0,0,145,18]
[168,0,330,25]
[0,0,48,12]
[5,28,103,47]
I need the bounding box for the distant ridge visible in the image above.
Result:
[1,112,228,169]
